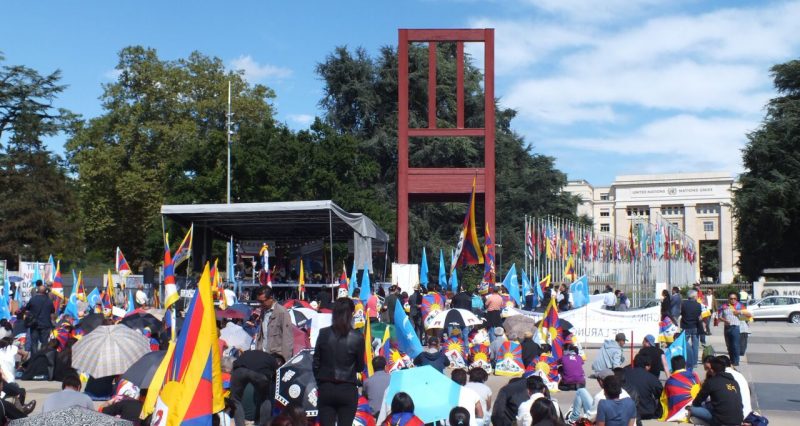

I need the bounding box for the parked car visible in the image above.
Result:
[747,296,800,324]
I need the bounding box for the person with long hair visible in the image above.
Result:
[381,392,424,426]
[313,297,365,425]
[529,398,563,426]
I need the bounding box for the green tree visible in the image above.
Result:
[699,240,720,282]
[0,55,80,267]
[734,59,800,281]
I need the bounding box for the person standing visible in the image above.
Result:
[680,290,703,370]
[408,286,423,337]
[485,287,504,339]
[384,286,399,324]
[669,287,682,325]
[313,298,365,426]
[602,286,617,311]
[717,292,751,366]
[452,289,472,311]
[24,282,54,353]
[252,286,294,361]
[660,289,672,324]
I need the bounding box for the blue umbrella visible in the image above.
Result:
[382,365,462,423]
[229,303,252,319]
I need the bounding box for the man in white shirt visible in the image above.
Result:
[452,368,484,426]
[602,285,617,310]
[566,369,631,424]
[719,355,752,417]
[517,375,561,426]
[465,368,492,425]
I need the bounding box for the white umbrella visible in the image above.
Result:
[288,307,318,327]
[72,325,151,378]
[220,322,253,351]
[426,309,483,330]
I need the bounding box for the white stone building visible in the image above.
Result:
[566,172,738,283]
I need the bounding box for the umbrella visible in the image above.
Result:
[72,325,151,378]
[10,406,132,425]
[283,299,312,309]
[288,307,317,328]
[120,350,166,388]
[220,322,253,351]
[119,312,162,331]
[229,303,253,318]
[661,369,702,421]
[77,312,105,334]
[382,365,462,424]
[426,309,483,329]
[503,314,537,339]
[534,318,574,332]
[216,308,247,320]
[8,276,23,283]
[275,349,317,417]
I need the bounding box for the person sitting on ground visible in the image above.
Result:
[517,375,561,426]
[379,392,425,426]
[465,367,493,425]
[489,327,507,364]
[450,368,484,426]
[636,335,665,378]
[99,381,146,425]
[491,377,529,426]
[558,343,585,391]
[622,353,663,422]
[413,336,450,373]
[596,374,637,426]
[716,355,752,419]
[565,369,631,424]
[687,356,743,426]
[591,333,627,375]
[0,380,33,421]
[520,331,542,368]
[20,339,58,381]
[42,373,93,413]
[0,337,30,408]
[529,398,563,426]
[661,356,700,421]
[364,356,391,416]
[557,283,572,312]
[449,406,471,426]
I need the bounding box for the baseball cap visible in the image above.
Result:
[644,335,656,346]
[615,332,628,342]
[596,369,615,379]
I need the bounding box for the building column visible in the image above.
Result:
[682,203,700,282]
[719,203,735,283]
[614,207,628,237]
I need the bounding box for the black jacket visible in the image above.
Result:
[491,377,528,426]
[637,346,664,378]
[451,292,472,310]
[520,338,541,367]
[623,367,664,419]
[692,372,743,425]
[680,299,702,330]
[413,350,450,373]
[313,327,365,385]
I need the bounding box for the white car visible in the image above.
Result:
[747,296,800,324]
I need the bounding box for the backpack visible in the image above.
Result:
[744,412,769,426]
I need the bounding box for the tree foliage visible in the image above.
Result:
[0,55,80,267]
[733,59,800,280]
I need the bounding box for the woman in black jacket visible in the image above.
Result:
[313,297,365,426]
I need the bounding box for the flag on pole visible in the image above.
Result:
[521,270,532,307]
[482,223,496,288]
[145,262,224,425]
[449,250,458,293]
[32,262,43,286]
[363,315,374,378]
[349,258,358,297]
[298,259,305,300]
[164,234,179,309]
[228,236,239,292]
[259,243,270,273]
[76,271,86,302]
[537,275,550,301]
[419,247,429,289]
[537,296,563,357]
[664,332,688,373]
[116,247,132,276]
[563,255,576,282]
[47,254,56,283]
[569,275,590,308]
[438,249,447,289]
[502,264,520,307]
[525,219,534,260]
[127,290,136,314]
[172,224,194,268]
[394,299,424,358]
[359,262,371,303]
[51,261,64,299]
[451,177,484,271]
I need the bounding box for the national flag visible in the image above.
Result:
[3,276,9,300]
[363,315,374,378]
[338,265,349,293]
[298,259,305,300]
[144,262,224,425]
[537,297,563,357]
[520,270,532,308]
[664,332,688,373]
[449,250,458,293]
[47,254,56,282]
[106,269,115,302]
[359,262,371,303]
[0,277,11,321]
[101,271,114,315]
[659,369,701,422]
[349,258,358,297]
[569,275,590,308]
[482,223,496,287]
[419,247,429,289]
[163,233,179,309]
[228,236,239,293]
[536,274,549,301]
[563,255,576,282]
[393,299,423,358]
[116,247,132,276]
[377,326,392,358]
[127,290,136,314]
[525,219,534,260]
[213,259,226,310]
[51,261,64,299]
[450,177,484,271]
[173,224,194,268]
[87,287,101,312]
[259,243,270,273]
[501,264,520,307]
[76,271,87,302]
[438,249,447,289]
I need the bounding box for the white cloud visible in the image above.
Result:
[287,114,314,126]
[103,68,122,80]
[229,55,292,83]
[521,0,666,23]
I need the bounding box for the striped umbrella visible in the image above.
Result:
[72,325,151,378]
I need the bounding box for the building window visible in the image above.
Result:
[600,209,610,217]
[662,205,683,216]
[600,224,610,232]
[704,221,714,232]
[600,193,609,201]
[627,206,649,217]
[696,204,719,215]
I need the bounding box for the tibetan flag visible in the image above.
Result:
[164,234,179,309]
[298,259,305,300]
[659,369,701,422]
[393,299,423,358]
[259,243,270,273]
[450,177,484,271]
[173,225,194,268]
[482,223,496,287]
[419,247,429,289]
[363,315,374,378]
[537,296,561,348]
[569,275,590,308]
[51,261,64,299]
[438,249,447,289]
[147,262,224,425]
[563,255,576,282]
[116,247,132,276]
[338,265,349,294]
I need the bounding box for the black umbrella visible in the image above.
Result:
[77,313,105,334]
[426,309,484,330]
[120,350,166,388]
[120,312,162,331]
[275,349,317,417]
[534,318,575,334]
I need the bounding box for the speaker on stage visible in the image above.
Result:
[143,266,155,285]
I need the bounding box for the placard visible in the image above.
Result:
[526,304,660,345]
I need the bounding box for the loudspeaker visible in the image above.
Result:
[143,266,155,285]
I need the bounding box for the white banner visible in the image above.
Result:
[526,303,660,345]
[18,261,53,303]
[391,263,419,295]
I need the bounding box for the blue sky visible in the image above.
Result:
[3,0,799,185]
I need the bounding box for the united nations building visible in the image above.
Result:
[566,172,738,283]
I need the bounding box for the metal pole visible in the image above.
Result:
[226,81,232,205]
[328,209,334,285]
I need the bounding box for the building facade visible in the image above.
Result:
[566,172,738,283]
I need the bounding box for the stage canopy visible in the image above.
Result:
[161,200,389,273]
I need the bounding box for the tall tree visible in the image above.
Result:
[734,59,800,281]
[0,55,80,267]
